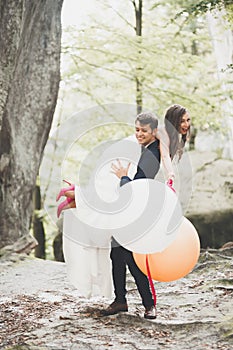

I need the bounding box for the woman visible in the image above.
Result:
[156,104,191,191]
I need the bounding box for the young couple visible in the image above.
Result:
[57,104,191,319]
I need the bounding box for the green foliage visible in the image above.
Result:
[172,0,233,27]
[225,3,233,24]
[173,0,232,17]
[60,0,228,133]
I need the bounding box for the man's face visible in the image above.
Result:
[135,121,156,146]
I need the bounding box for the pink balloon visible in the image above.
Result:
[133,217,200,282]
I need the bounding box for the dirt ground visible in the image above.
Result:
[0,247,233,350]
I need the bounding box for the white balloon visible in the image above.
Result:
[75,178,150,230]
[75,136,144,231]
[94,135,140,203]
[112,179,183,254]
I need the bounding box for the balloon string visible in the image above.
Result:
[146,254,157,307]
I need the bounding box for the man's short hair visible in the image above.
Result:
[135,112,158,130]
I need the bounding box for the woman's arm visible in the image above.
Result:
[156,127,175,181]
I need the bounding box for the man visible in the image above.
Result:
[101,112,160,319]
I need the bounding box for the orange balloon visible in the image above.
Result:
[133,217,200,282]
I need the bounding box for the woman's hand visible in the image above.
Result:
[166,177,176,193]
[111,159,131,179]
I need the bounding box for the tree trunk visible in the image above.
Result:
[33,184,46,259]
[0,0,63,250]
[133,0,143,114]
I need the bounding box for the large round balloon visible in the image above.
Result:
[133,217,200,282]
[112,179,183,254]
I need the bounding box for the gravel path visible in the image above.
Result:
[0,250,233,350]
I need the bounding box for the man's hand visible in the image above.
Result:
[111,159,131,179]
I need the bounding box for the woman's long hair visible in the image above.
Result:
[164,104,190,160]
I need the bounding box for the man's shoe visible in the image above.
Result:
[101,301,128,316]
[144,306,157,320]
